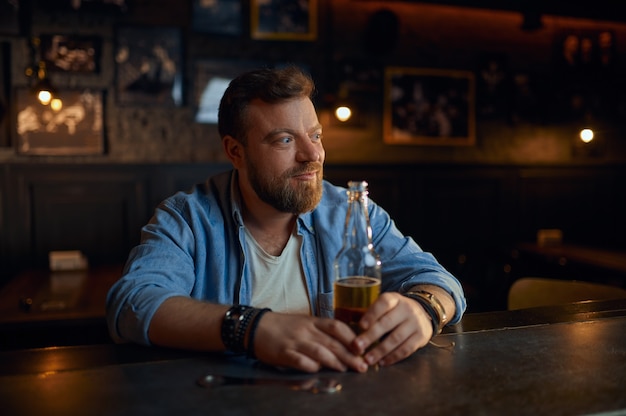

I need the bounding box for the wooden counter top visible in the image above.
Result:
[1,299,625,415]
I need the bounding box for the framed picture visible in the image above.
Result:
[250,0,317,41]
[193,59,266,124]
[192,0,242,36]
[115,26,183,107]
[14,88,105,155]
[383,67,475,146]
[40,34,102,73]
[553,29,618,74]
[552,29,620,121]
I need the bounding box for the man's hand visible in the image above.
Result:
[349,293,431,367]
[351,286,455,367]
[253,313,369,373]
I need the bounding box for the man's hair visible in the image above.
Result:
[217,66,315,144]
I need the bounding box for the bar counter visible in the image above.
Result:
[1,299,625,415]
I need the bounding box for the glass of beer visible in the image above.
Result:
[333,276,381,334]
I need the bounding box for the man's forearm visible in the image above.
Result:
[148,296,230,351]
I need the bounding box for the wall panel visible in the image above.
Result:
[3,165,150,273]
[518,167,618,246]
[0,166,7,281]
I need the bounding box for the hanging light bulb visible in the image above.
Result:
[579,128,594,143]
[37,88,52,105]
[32,61,57,105]
[332,83,357,123]
[25,37,59,106]
[335,105,352,122]
[50,98,63,111]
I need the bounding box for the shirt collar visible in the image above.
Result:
[229,170,245,227]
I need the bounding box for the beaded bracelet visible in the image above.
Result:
[246,308,271,359]
[221,305,256,354]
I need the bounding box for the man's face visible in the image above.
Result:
[240,97,325,214]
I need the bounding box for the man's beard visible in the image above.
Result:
[247,160,323,214]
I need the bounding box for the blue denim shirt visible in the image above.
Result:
[106,170,466,345]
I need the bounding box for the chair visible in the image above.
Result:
[507,277,626,310]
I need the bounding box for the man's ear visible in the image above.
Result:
[223,135,243,167]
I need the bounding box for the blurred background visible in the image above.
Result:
[1,0,625,318]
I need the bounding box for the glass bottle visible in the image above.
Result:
[333,180,382,333]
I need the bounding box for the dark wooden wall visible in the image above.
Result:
[2,162,625,312]
[3,1,626,165]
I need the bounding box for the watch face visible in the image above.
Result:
[115,26,183,107]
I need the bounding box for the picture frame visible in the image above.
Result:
[14,88,105,156]
[40,34,102,73]
[250,0,317,41]
[383,67,475,146]
[192,0,242,36]
[193,59,266,124]
[114,26,183,107]
[552,29,620,121]
[553,29,618,74]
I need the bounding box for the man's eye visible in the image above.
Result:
[279,136,292,144]
[312,133,322,142]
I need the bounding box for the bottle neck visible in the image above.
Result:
[344,192,372,248]
[334,183,381,280]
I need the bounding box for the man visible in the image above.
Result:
[106,66,466,373]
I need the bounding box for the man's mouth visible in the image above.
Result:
[293,170,318,180]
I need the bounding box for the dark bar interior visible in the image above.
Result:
[1,1,626,413]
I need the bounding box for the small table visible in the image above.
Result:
[516,242,626,275]
[0,265,123,349]
[512,243,626,289]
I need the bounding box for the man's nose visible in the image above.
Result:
[296,140,322,162]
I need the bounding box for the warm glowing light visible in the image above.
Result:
[50,98,63,111]
[335,106,352,122]
[579,128,594,143]
[38,90,52,105]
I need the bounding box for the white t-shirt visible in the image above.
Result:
[245,227,311,315]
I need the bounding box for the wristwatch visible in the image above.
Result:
[403,290,447,335]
